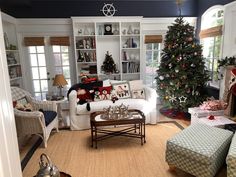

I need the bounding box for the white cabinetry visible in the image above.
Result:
[1,13,22,87]
[72,17,142,82]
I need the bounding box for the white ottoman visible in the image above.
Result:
[166,123,233,177]
[188,107,224,124]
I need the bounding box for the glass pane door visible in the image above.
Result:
[27,39,72,100]
[28,46,49,100]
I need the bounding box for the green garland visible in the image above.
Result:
[218,56,236,67]
[217,56,236,79]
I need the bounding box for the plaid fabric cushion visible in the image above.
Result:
[166,123,233,177]
[227,134,236,168]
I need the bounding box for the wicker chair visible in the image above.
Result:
[11,87,59,148]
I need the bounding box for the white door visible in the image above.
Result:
[0,11,22,177]
[26,38,72,100]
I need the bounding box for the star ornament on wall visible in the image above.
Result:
[179,96,187,103]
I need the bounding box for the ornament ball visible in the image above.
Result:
[159,76,164,80]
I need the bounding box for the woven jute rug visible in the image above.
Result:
[23,122,226,177]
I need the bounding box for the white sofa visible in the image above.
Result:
[69,85,158,130]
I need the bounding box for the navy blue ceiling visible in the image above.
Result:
[0,0,234,18]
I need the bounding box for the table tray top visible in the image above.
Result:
[90,109,145,126]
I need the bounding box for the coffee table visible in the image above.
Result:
[90,109,146,148]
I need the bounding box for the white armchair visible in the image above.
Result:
[11,87,59,148]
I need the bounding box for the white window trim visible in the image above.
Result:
[201,5,224,89]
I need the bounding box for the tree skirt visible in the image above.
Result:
[160,107,191,120]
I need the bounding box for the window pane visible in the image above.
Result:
[41,80,48,92]
[202,37,214,57]
[33,80,40,92]
[35,93,41,100]
[55,67,63,74]
[153,51,160,62]
[38,54,46,66]
[62,53,69,65]
[53,46,60,53]
[146,44,152,50]
[32,67,39,79]
[146,63,154,74]
[39,67,47,79]
[41,92,47,100]
[63,66,70,78]
[146,51,152,63]
[66,79,71,88]
[205,57,213,71]
[61,46,68,53]
[37,46,44,53]
[54,54,61,66]
[214,36,222,58]
[30,54,38,66]
[153,43,160,50]
[29,46,36,53]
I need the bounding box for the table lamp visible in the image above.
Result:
[53,74,68,98]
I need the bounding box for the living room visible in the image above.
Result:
[1,0,236,177]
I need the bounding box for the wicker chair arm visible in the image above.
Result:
[14,109,46,137]
[30,99,57,112]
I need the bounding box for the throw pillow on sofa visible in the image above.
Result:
[129,80,144,91]
[131,89,145,99]
[94,86,113,101]
[111,81,131,99]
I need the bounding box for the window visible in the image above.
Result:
[52,45,71,87]
[200,6,224,88]
[144,43,162,89]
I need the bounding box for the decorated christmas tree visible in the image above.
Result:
[156,17,209,112]
[101,51,117,73]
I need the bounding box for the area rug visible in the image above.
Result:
[22,122,226,177]
[160,107,191,120]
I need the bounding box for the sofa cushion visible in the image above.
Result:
[76,98,153,115]
[42,111,57,126]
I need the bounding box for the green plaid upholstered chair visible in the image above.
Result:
[226,134,236,177]
[11,87,59,148]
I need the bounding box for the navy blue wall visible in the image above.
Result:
[1,0,197,18]
[1,0,234,19]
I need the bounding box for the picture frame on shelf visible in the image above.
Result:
[7,53,17,65]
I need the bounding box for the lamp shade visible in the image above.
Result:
[53,74,68,87]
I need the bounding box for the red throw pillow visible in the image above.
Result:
[77,88,93,104]
[98,86,112,100]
